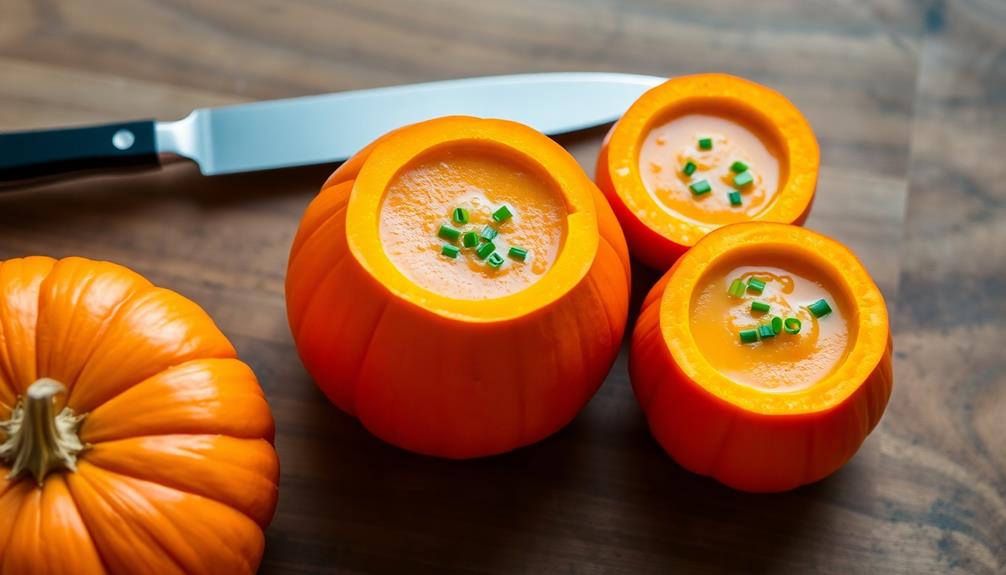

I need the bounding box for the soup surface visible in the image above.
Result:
[638,113,783,226]
[379,146,568,299]
[689,257,852,392]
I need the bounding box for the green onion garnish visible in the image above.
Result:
[771,316,783,335]
[746,278,766,294]
[739,329,759,344]
[452,207,469,224]
[462,231,479,248]
[730,160,749,174]
[492,205,513,223]
[683,161,697,176]
[690,180,711,195]
[734,171,754,187]
[808,299,833,318]
[698,137,713,150]
[437,224,461,241]
[441,244,460,259]
[480,225,498,242]
[751,301,770,313]
[475,241,496,260]
[728,279,746,298]
[758,325,776,339]
[728,190,742,207]
[487,252,504,269]
[508,246,528,262]
[784,317,802,334]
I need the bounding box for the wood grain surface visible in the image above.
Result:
[0,0,1002,573]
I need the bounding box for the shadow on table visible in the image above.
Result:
[0,157,335,211]
[259,255,845,575]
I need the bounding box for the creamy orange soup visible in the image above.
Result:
[689,257,853,392]
[379,146,567,299]
[639,113,783,225]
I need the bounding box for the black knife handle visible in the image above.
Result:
[0,120,159,185]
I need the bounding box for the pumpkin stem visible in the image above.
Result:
[0,378,86,486]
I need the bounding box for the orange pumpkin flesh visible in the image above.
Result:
[631,223,892,492]
[286,116,630,458]
[0,256,279,574]
[597,74,819,269]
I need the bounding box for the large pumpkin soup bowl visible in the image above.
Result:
[286,116,631,458]
[631,223,892,492]
[0,256,278,574]
[597,73,819,269]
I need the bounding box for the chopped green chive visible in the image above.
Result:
[452,207,469,224]
[728,190,742,207]
[698,137,713,150]
[487,252,504,269]
[771,316,783,335]
[437,224,461,241]
[808,299,833,318]
[480,225,498,242]
[492,205,513,223]
[682,161,697,176]
[751,301,770,313]
[734,171,754,187]
[784,317,802,335]
[689,179,712,195]
[739,329,759,344]
[461,231,479,248]
[475,241,496,260]
[757,325,776,339]
[441,244,460,259]
[730,160,749,174]
[746,278,766,294]
[728,279,746,298]
[508,246,528,262]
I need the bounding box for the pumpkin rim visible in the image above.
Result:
[605,73,819,248]
[346,116,600,323]
[657,222,888,415]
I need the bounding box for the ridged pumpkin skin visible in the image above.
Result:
[0,256,279,575]
[630,223,892,492]
[596,74,819,270]
[286,116,630,459]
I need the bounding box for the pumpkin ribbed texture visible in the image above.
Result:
[286,116,630,458]
[0,256,278,574]
[629,223,892,492]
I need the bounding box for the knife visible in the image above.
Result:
[0,72,663,184]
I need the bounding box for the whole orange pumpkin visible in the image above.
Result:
[286,116,631,458]
[0,256,279,574]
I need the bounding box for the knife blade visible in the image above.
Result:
[0,72,663,184]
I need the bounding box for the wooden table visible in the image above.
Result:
[1,1,1003,573]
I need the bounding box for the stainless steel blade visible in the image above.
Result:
[155,72,663,175]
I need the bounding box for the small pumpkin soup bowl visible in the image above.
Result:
[597,73,819,269]
[286,116,630,459]
[631,223,892,492]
